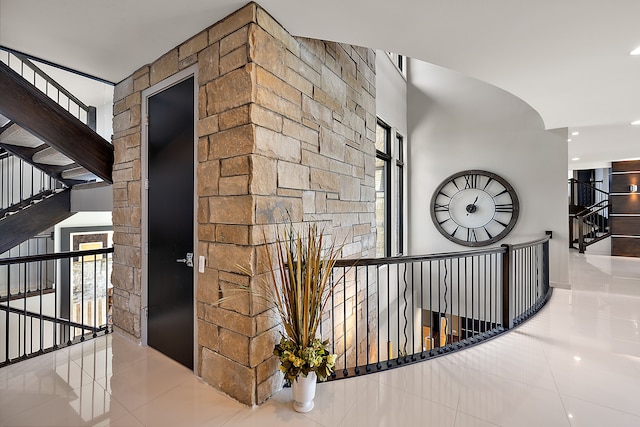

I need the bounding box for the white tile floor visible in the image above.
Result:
[2,252,640,426]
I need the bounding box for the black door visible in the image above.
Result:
[147,77,194,369]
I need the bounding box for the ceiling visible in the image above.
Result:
[1,0,638,167]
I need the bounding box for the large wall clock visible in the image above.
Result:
[430,170,520,247]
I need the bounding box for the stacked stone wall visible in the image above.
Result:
[111,2,376,405]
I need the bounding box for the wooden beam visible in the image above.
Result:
[0,189,75,254]
[0,62,113,183]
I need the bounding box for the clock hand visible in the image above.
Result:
[466,195,479,215]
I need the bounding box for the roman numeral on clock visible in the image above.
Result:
[495,203,514,213]
[463,174,479,189]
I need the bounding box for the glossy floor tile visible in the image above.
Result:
[1,252,639,426]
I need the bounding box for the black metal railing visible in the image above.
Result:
[0,233,54,258]
[574,201,612,253]
[0,151,66,218]
[569,178,608,209]
[0,247,113,366]
[323,233,552,379]
[568,179,610,253]
[0,47,96,128]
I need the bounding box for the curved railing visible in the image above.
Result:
[322,232,552,379]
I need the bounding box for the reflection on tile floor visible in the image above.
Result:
[1,252,640,426]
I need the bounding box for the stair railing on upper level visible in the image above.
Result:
[0,150,66,220]
[576,200,612,253]
[569,178,609,208]
[0,47,96,129]
[568,179,611,253]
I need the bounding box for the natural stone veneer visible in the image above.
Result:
[111,2,376,405]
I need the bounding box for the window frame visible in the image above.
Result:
[395,132,405,255]
[376,119,392,258]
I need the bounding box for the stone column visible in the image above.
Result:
[112,2,377,406]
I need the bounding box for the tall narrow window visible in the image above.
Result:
[395,134,404,255]
[375,120,391,257]
[397,54,405,74]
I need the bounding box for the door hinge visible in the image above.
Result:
[144,115,149,126]
[143,306,149,318]
[144,179,150,190]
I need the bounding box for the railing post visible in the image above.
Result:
[501,244,513,330]
[568,216,574,249]
[577,215,585,253]
[569,178,576,206]
[87,106,97,131]
[543,238,550,293]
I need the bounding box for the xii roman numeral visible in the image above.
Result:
[464,174,479,189]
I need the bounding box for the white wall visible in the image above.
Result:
[406,59,569,286]
[376,52,407,136]
[71,184,113,212]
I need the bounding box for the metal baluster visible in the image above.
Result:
[5,267,10,363]
[22,262,27,358]
[330,268,335,369]
[53,258,58,349]
[436,260,441,348]
[342,267,347,376]
[93,256,97,337]
[396,262,400,361]
[365,266,370,370]
[80,254,85,342]
[39,259,44,353]
[449,257,453,346]
[386,263,390,366]
[411,262,415,360]
[106,252,110,331]
[420,261,425,358]
[354,265,359,374]
[376,265,380,369]
[456,258,460,344]
[429,260,432,348]
[471,256,475,338]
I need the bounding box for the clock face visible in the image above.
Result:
[430,170,519,247]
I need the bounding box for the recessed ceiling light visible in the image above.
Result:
[631,120,640,125]
[573,356,582,362]
[571,131,579,136]
[567,139,572,142]
[572,157,580,161]
[630,46,640,55]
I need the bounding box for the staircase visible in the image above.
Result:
[0,50,113,254]
[569,178,611,253]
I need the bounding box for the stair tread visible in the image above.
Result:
[61,166,98,181]
[32,146,74,166]
[0,124,42,148]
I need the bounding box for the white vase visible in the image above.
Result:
[291,371,317,413]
